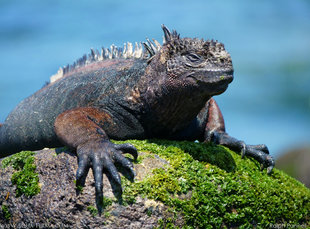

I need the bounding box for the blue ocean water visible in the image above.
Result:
[0,0,309,158]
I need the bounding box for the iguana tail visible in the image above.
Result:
[0,122,16,158]
[0,122,35,158]
[0,120,62,159]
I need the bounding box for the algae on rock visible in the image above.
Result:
[0,140,309,228]
[120,139,310,228]
[1,151,41,197]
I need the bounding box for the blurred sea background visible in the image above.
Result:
[0,0,309,163]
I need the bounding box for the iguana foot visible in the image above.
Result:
[75,139,137,213]
[241,144,274,174]
[206,131,274,174]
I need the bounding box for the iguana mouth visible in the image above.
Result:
[217,71,234,84]
[185,69,233,96]
[187,69,233,85]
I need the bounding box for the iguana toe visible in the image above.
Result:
[76,153,90,188]
[244,146,274,174]
[265,155,275,174]
[114,143,138,161]
[113,151,136,180]
[248,144,269,155]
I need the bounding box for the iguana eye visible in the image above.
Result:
[186,53,202,63]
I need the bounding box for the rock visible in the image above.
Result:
[0,140,309,228]
[0,148,178,228]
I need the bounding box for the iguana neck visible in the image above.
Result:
[155,91,210,135]
[138,71,211,136]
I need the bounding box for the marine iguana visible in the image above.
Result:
[0,25,274,211]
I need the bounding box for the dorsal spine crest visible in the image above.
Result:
[50,25,171,83]
[50,41,149,83]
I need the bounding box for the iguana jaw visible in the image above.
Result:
[186,69,234,96]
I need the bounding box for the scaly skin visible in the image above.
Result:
[0,25,274,212]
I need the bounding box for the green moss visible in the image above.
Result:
[73,180,84,192]
[87,205,98,217]
[101,196,113,209]
[1,151,40,197]
[104,211,111,218]
[115,139,310,228]
[1,151,35,169]
[1,204,11,220]
[87,196,113,217]
[136,152,155,164]
[146,208,153,216]
[157,218,179,229]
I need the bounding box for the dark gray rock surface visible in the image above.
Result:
[0,149,181,228]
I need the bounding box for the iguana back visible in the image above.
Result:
[0,58,147,153]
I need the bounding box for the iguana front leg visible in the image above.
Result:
[204,98,275,173]
[54,107,137,212]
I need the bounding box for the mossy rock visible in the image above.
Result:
[120,140,310,228]
[1,151,40,197]
[0,140,309,228]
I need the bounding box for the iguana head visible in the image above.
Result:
[144,25,234,97]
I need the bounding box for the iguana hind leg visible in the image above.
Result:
[204,98,274,173]
[54,107,137,213]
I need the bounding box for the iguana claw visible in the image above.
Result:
[241,142,246,159]
[205,131,274,174]
[75,140,137,213]
[264,155,275,174]
[243,145,274,174]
